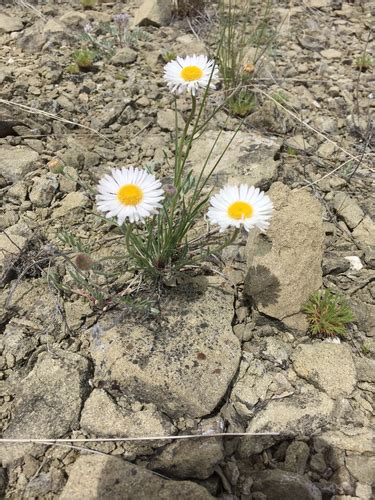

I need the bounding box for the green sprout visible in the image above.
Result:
[355,54,373,72]
[161,50,177,63]
[302,289,355,338]
[73,49,95,70]
[227,89,256,117]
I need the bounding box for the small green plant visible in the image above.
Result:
[66,63,80,75]
[80,0,96,8]
[227,89,256,117]
[271,90,288,105]
[303,289,355,338]
[162,50,177,63]
[355,54,373,72]
[286,146,298,156]
[73,49,95,70]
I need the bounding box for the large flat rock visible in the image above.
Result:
[60,455,214,500]
[0,146,39,183]
[291,343,357,398]
[187,130,281,189]
[244,182,324,330]
[91,277,240,418]
[2,350,90,464]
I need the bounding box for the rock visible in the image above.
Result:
[246,101,294,134]
[352,215,375,247]
[309,452,327,474]
[321,49,342,59]
[314,428,373,454]
[239,387,334,456]
[2,349,90,464]
[43,19,64,35]
[346,453,375,486]
[51,192,89,219]
[244,183,324,330]
[188,130,281,189]
[251,470,322,500]
[3,319,37,366]
[134,0,172,27]
[349,298,375,336]
[80,389,174,437]
[333,192,364,230]
[60,455,214,499]
[355,357,375,383]
[0,14,23,34]
[111,48,138,66]
[231,354,274,418]
[283,441,310,474]
[291,343,357,398]
[322,256,350,275]
[0,146,39,183]
[91,277,240,418]
[355,483,373,499]
[318,141,338,159]
[29,175,58,208]
[285,134,311,151]
[149,437,224,479]
[157,109,185,131]
[90,100,130,130]
[59,11,87,27]
[0,221,32,277]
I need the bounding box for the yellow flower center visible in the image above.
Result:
[181,65,204,81]
[227,201,253,220]
[117,184,143,206]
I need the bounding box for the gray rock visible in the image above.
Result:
[333,192,364,230]
[91,277,240,418]
[314,428,373,454]
[3,319,37,366]
[355,357,375,383]
[51,192,89,219]
[346,453,375,486]
[283,441,310,474]
[134,0,172,27]
[352,215,375,247]
[188,130,281,189]
[244,182,324,330]
[239,387,334,456]
[0,14,23,34]
[29,175,58,208]
[59,11,87,27]
[231,354,274,418]
[291,343,357,398]
[80,389,174,437]
[246,101,294,134]
[252,469,322,500]
[111,48,138,65]
[0,146,39,183]
[2,349,90,464]
[149,437,224,479]
[60,455,214,499]
[157,109,185,132]
[0,221,32,277]
[90,100,130,130]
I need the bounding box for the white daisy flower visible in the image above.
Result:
[207,184,273,232]
[164,54,219,96]
[96,167,164,224]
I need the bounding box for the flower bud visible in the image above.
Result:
[163,184,176,198]
[75,253,94,271]
[47,158,64,174]
[243,63,255,75]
